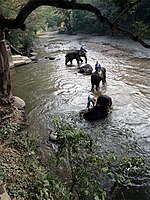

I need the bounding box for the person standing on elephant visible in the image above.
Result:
[95,61,101,73]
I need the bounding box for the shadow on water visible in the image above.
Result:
[11,32,150,199]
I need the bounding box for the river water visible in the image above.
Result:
[11,32,150,198]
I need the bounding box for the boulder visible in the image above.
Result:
[13,96,26,109]
[0,180,11,200]
[12,55,32,66]
[49,129,58,141]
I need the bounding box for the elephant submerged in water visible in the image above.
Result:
[91,67,106,91]
[78,64,93,75]
[81,95,112,121]
[65,50,87,65]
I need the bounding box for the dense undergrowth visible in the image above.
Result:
[0,119,149,200]
[0,123,69,199]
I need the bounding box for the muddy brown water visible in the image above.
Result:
[11,32,150,199]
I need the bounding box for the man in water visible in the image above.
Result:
[87,94,97,110]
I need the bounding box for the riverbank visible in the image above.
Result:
[0,103,69,199]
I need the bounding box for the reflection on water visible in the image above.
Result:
[11,32,150,198]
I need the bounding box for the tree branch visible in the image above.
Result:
[0,0,149,48]
[112,0,142,24]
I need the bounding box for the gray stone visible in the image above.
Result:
[49,129,58,141]
[13,96,26,109]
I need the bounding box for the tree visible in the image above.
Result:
[0,0,150,108]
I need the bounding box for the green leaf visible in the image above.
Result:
[94,194,100,200]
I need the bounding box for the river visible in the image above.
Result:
[10,32,150,199]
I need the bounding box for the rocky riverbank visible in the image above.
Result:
[0,96,26,129]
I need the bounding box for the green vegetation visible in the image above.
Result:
[1,118,148,199]
[0,123,69,199]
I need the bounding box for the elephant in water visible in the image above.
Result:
[91,67,106,91]
[81,95,112,121]
[65,50,87,65]
[78,64,93,75]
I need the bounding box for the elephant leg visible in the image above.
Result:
[76,58,80,65]
[85,55,87,63]
[79,57,83,63]
[91,83,94,91]
[65,57,68,65]
[75,53,81,64]
[96,83,99,91]
[101,68,106,85]
[102,78,106,85]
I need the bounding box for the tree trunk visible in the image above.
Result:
[0,27,12,106]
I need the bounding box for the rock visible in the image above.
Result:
[30,56,38,63]
[13,96,26,109]
[0,180,11,200]
[49,129,58,141]
[45,56,55,60]
[12,55,32,66]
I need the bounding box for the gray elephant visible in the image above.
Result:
[91,67,106,91]
[65,50,87,65]
[78,64,93,75]
[81,95,112,121]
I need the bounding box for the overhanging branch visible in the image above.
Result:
[112,0,142,24]
[0,0,149,48]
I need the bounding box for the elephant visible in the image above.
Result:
[81,95,112,121]
[65,50,87,65]
[91,67,106,91]
[78,64,93,75]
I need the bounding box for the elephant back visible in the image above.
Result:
[91,72,102,82]
[78,64,93,75]
[78,50,86,57]
[66,51,78,57]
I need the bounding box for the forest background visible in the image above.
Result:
[1,0,150,53]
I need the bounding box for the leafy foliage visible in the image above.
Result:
[0,123,69,200]
[48,118,149,200]
[0,119,149,199]
[132,21,150,37]
[1,0,150,50]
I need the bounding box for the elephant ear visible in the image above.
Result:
[97,95,112,107]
